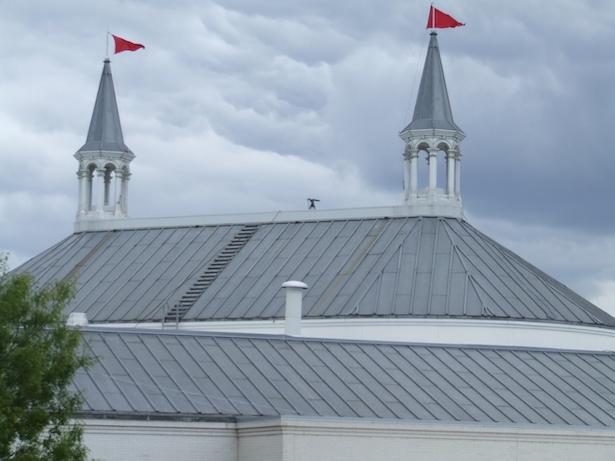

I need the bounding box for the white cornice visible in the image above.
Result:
[73,204,464,232]
[237,415,615,442]
[94,317,615,352]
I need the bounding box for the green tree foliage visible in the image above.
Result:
[0,256,89,460]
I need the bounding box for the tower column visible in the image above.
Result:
[120,170,130,215]
[447,150,456,197]
[77,169,88,214]
[409,150,419,196]
[96,168,105,213]
[428,148,438,192]
[104,169,111,206]
[113,172,120,215]
[455,152,461,197]
[403,148,410,201]
[403,147,419,201]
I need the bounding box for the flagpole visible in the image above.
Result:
[106,29,109,59]
[431,3,435,28]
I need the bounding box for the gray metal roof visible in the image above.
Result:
[77,59,132,154]
[16,217,615,327]
[402,32,462,133]
[74,328,615,426]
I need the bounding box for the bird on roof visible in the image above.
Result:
[307,198,320,209]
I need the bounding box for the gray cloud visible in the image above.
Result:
[2,0,615,309]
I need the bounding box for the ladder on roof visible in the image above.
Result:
[163,224,259,324]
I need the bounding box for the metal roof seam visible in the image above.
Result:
[318,342,399,419]
[389,345,475,422]
[139,334,201,414]
[197,336,258,415]
[242,337,306,415]
[172,225,244,321]
[80,231,141,321]
[461,224,548,320]
[470,226,609,325]
[241,222,307,319]
[453,231,526,318]
[92,333,143,412]
[349,219,415,316]
[261,338,339,416]
[200,223,284,319]
[449,347,534,424]
[355,343,431,419]
[457,348,543,424]
[285,340,364,418]
[496,349,586,426]
[114,332,181,414]
[416,346,504,424]
[219,338,285,415]
[157,335,221,414]
[532,351,614,424]
[181,335,241,414]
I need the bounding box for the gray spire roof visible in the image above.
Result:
[78,59,132,154]
[403,32,462,133]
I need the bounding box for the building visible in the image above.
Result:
[15,32,615,460]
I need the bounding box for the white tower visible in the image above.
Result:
[400,32,464,218]
[75,59,134,224]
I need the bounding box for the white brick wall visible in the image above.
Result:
[81,417,615,461]
[238,417,615,461]
[83,419,237,461]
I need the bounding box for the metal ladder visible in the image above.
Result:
[164,224,259,323]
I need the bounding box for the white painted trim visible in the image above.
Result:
[98,317,615,351]
[73,204,464,232]
[81,415,615,442]
[82,418,236,437]
[237,415,615,442]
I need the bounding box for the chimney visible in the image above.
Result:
[67,312,88,327]
[281,281,308,336]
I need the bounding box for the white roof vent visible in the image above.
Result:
[282,280,308,336]
[67,312,88,327]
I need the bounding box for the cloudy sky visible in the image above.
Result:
[2,0,615,314]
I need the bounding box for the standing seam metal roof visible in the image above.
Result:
[15,217,615,327]
[74,328,615,426]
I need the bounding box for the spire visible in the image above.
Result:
[78,59,132,154]
[74,59,135,225]
[402,32,462,133]
[399,32,464,219]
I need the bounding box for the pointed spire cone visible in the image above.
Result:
[78,59,132,154]
[403,32,462,133]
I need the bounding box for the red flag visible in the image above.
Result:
[112,34,145,54]
[426,6,465,29]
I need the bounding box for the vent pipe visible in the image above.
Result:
[282,281,308,336]
[67,312,88,327]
